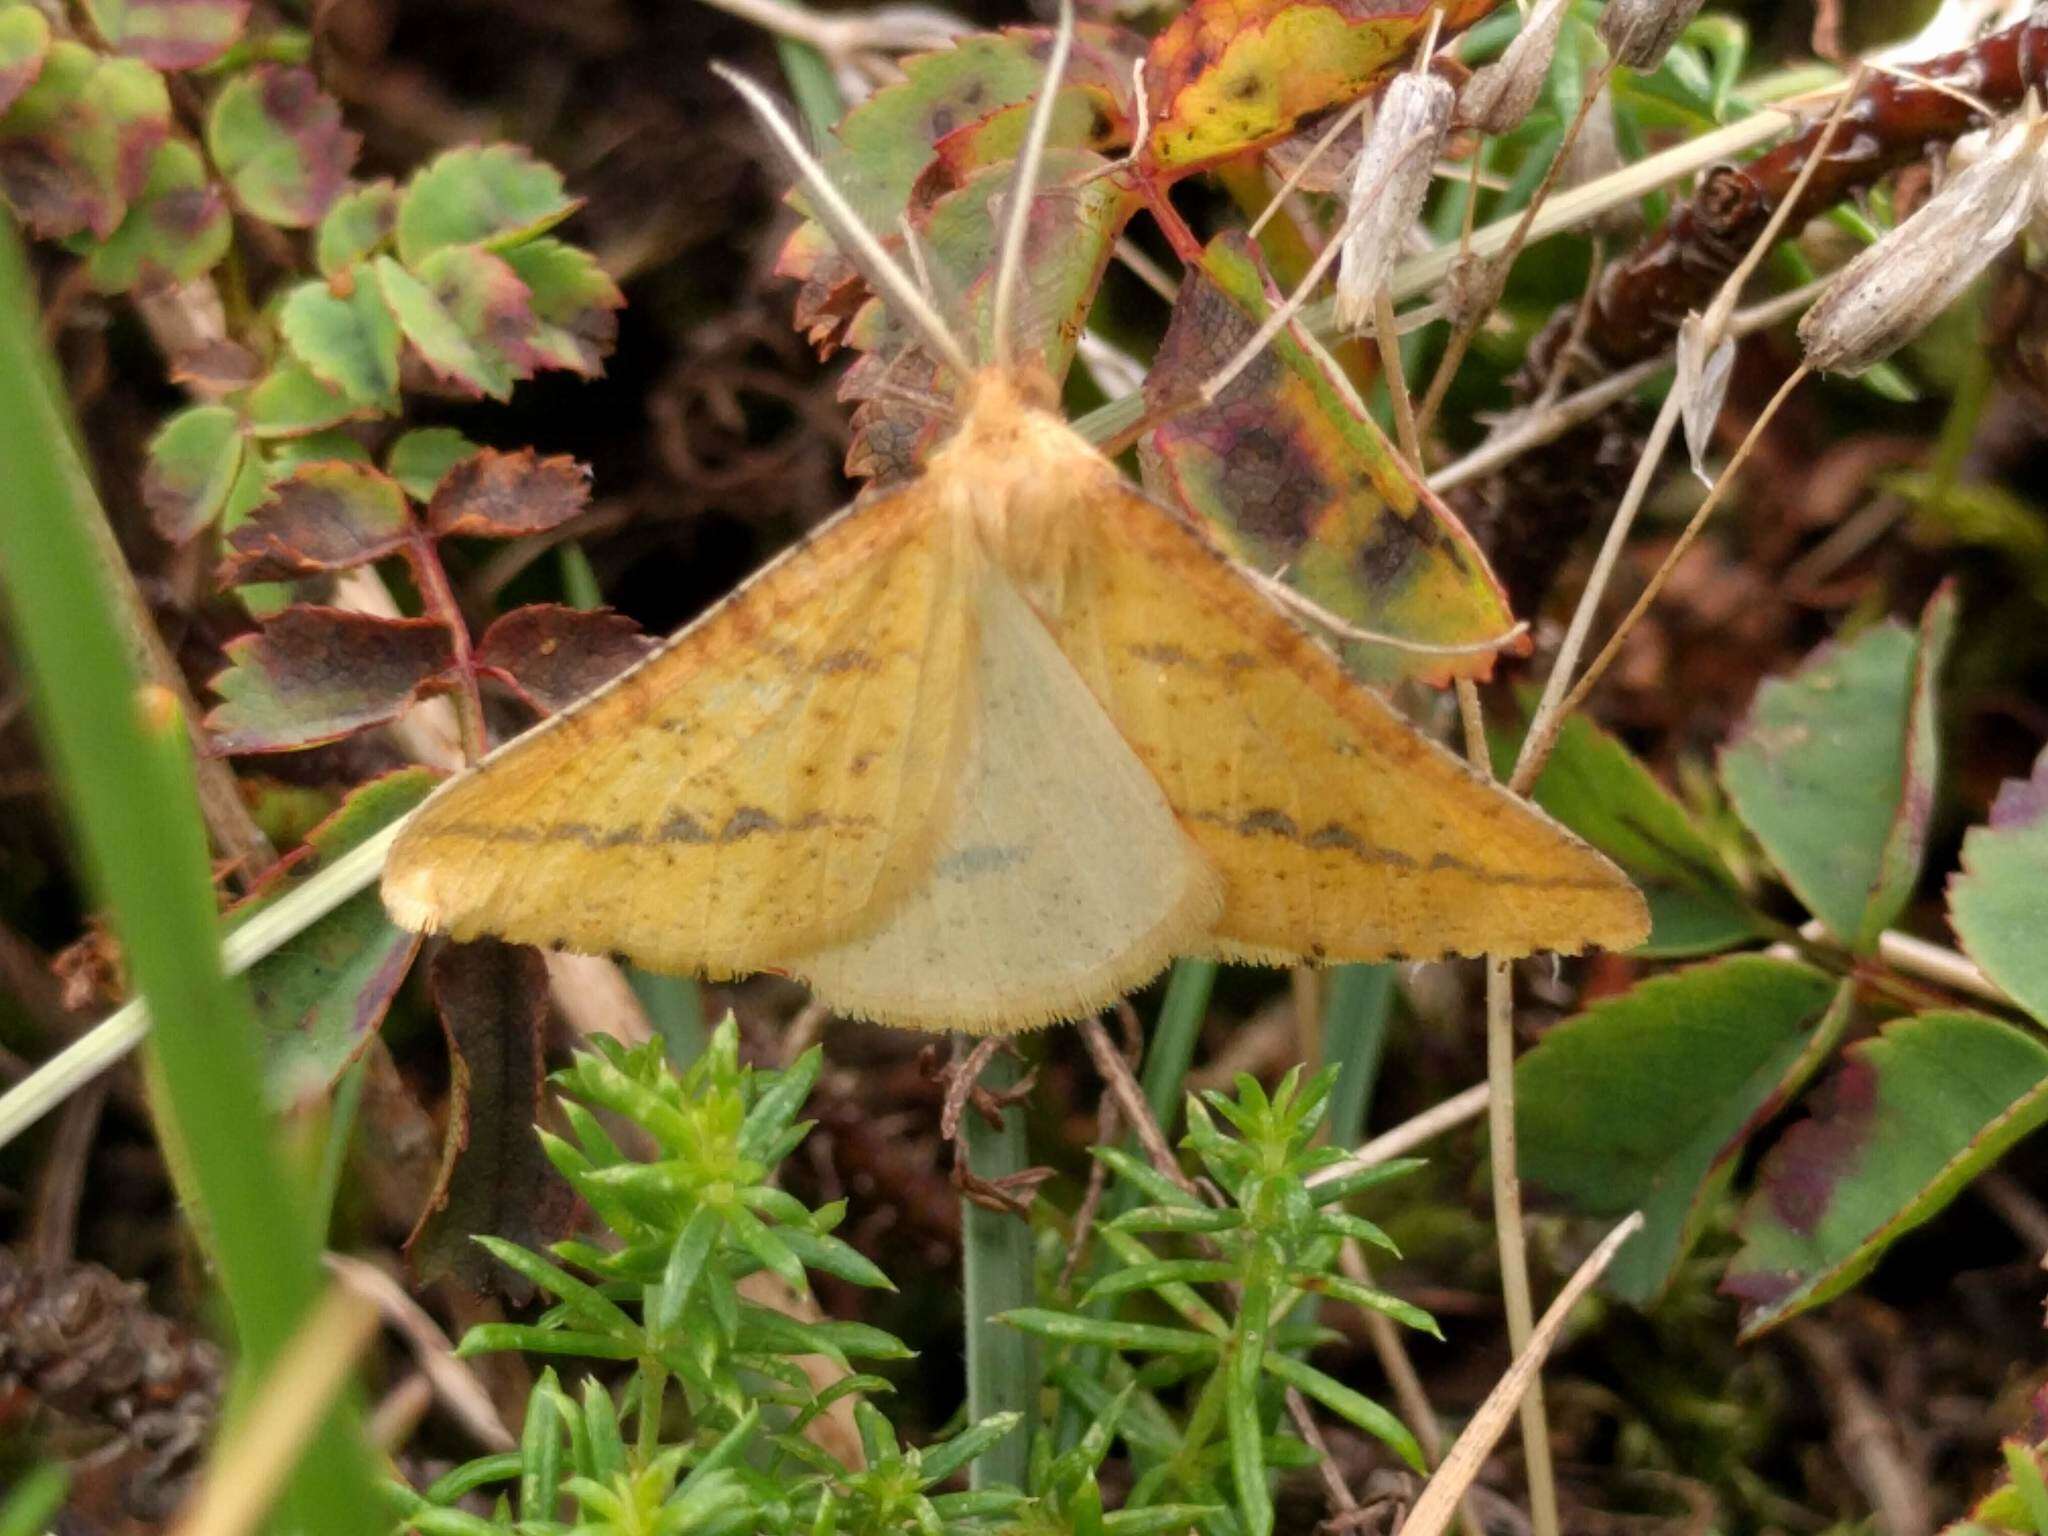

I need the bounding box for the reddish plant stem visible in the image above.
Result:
[405,532,487,765]
[1542,12,2048,379]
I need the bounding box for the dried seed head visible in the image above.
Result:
[1674,313,1735,483]
[1800,109,2048,376]
[1597,0,1707,70]
[1334,70,1454,333]
[1460,0,1571,135]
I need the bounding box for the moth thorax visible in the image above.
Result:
[941,369,1102,610]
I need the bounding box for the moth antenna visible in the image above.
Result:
[713,61,976,382]
[990,0,1077,371]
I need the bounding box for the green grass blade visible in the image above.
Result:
[1322,964,1394,1147]
[0,218,375,1534]
[963,1046,1038,1489]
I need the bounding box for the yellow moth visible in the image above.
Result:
[381,23,1648,1033]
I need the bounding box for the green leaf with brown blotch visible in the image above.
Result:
[206,63,356,227]
[1720,585,1956,951]
[1948,747,2048,1028]
[1517,957,1847,1304]
[242,358,372,438]
[774,24,1137,357]
[1724,1011,2048,1337]
[78,139,231,293]
[1140,0,1495,172]
[143,402,244,541]
[426,447,590,538]
[501,238,621,377]
[1508,711,1765,957]
[315,178,397,278]
[476,605,652,717]
[229,768,435,1108]
[0,41,169,239]
[395,143,576,265]
[205,606,455,753]
[815,25,1136,232]
[1141,232,1517,687]
[85,0,249,70]
[0,4,51,117]
[407,939,576,1300]
[385,427,478,501]
[834,147,1127,481]
[373,249,533,400]
[217,460,413,584]
[278,269,401,404]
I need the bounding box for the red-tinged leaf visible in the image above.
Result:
[1949,746,2048,1028]
[79,138,231,293]
[373,248,534,401]
[84,0,249,71]
[1721,585,1956,951]
[1724,1011,2048,1337]
[169,336,261,395]
[278,268,401,404]
[228,768,436,1108]
[218,460,413,584]
[406,938,576,1301]
[774,220,869,357]
[1140,232,1518,686]
[475,604,652,717]
[1141,0,1495,172]
[0,42,169,239]
[314,178,397,279]
[206,64,356,227]
[1517,957,1847,1304]
[395,143,577,265]
[922,46,1137,193]
[205,605,455,754]
[822,25,1138,226]
[837,147,1128,480]
[144,402,244,541]
[774,24,1138,356]
[0,5,51,118]
[385,426,479,501]
[501,237,621,376]
[426,447,590,539]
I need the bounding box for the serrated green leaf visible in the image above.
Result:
[207,63,354,226]
[279,270,400,404]
[0,5,51,118]
[373,248,532,400]
[385,426,479,500]
[79,138,230,293]
[0,42,169,239]
[315,177,396,278]
[396,143,575,264]
[142,402,243,541]
[86,0,249,70]
[500,237,620,376]
[242,359,371,437]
